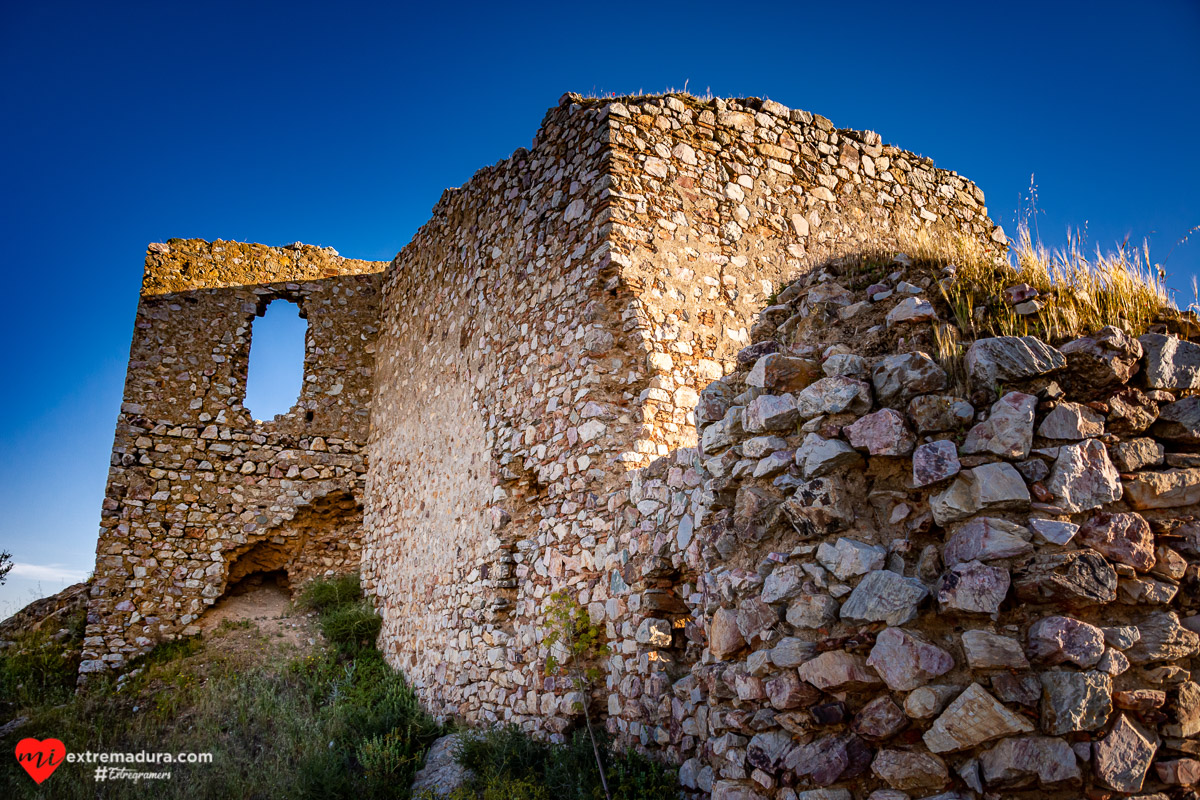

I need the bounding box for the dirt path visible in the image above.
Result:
[197,577,317,652]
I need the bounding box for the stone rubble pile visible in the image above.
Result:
[616,255,1200,799]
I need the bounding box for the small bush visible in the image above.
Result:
[1,573,443,800]
[301,572,365,612]
[458,724,551,780]
[456,725,679,800]
[0,610,84,709]
[320,599,383,654]
[357,728,425,779]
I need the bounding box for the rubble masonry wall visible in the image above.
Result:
[83,240,384,674]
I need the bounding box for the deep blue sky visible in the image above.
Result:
[1,0,1197,615]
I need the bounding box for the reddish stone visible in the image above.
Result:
[784,733,872,786]
[1112,689,1165,712]
[1027,615,1105,667]
[937,560,1010,616]
[866,627,955,691]
[1156,758,1200,786]
[913,439,960,487]
[1078,512,1156,572]
[1060,325,1143,397]
[851,694,909,740]
[765,671,820,710]
[709,607,746,660]
[1093,715,1155,793]
[844,408,916,456]
[963,391,1037,459]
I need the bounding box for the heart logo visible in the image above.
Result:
[15,737,66,784]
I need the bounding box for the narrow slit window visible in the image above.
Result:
[244,299,307,422]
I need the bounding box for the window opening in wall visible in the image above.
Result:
[245,299,307,422]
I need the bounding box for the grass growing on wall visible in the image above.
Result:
[897,223,1175,343]
[0,574,442,800]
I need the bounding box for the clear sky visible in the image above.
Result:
[0,0,1197,616]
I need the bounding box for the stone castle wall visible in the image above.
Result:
[360,100,622,725]
[360,91,999,742]
[84,92,1200,799]
[82,240,384,674]
[604,93,998,456]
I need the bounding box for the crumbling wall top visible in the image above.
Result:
[141,238,385,296]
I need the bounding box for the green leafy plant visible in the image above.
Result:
[358,729,421,779]
[0,611,83,708]
[543,590,611,800]
[1,573,442,800]
[301,571,365,612]
[454,724,678,800]
[319,599,383,655]
[299,573,383,655]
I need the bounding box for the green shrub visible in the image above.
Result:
[358,728,423,779]
[458,724,551,781]
[320,599,383,654]
[456,725,679,800]
[1,573,443,800]
[299,573,383,655]
[301,572,364,612]
[0,610,84,709]
[606,749,679,800]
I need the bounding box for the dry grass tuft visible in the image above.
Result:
[931,322,968,396]
[900,223,1176,343]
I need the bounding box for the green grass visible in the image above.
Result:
[0,609,85,711]
[300,572,365,613]
[1,574,442,800]
[318,600,383,656]
[422,725,679,800]
[3,575,681,800]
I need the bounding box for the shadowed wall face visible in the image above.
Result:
[83,240,384,675]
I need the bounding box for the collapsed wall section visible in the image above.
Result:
[364,92,997,739]
[83,240,384,675]
[604,255,1200,798]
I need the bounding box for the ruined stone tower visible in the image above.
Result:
[83,241,385,673]
[359,93,996,736]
